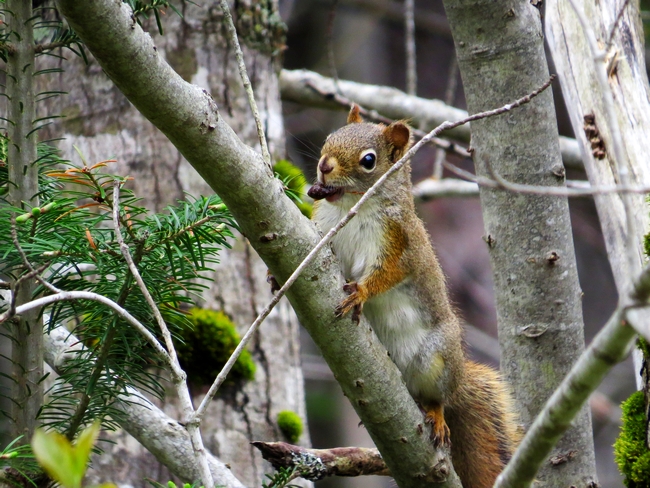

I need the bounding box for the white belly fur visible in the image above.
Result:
[314,197,428,373]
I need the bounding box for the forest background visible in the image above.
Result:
[0,0,644,487]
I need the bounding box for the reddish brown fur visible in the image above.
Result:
[446,362,522,488]
[315,106,521,487]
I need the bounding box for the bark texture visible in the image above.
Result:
[4,0,43,443]
[37,2,309,486]
[53,0,462,486]
[545,0,650,297]
[43,327,246,488]
[441,0,597,485]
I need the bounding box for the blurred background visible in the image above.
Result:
[278,1,631,486]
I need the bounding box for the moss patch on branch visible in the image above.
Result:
[175,308,256,387]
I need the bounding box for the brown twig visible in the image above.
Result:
[433,56,459,178]
[252,441,391,479]
[605,0,632,52]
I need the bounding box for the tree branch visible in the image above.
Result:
[279,69,584,170]
[251,441,391,479]
[42,326,246,488]
[53,1,454,486]
[495,263,650,487]
[112,181,214,488]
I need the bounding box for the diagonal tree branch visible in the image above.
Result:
[53,1,455,486]
[42,326,246,488]
[495,263,650,487]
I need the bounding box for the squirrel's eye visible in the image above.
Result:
[359,151,376,171]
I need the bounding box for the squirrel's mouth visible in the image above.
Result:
[308,182,344,202]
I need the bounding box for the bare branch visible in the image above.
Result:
[495,263,650,487]
[432,56,459,179]
[442,158,650,198]
[326,0,340,92]
[605,0,632,52]
[112,181,180,370]
[112,181,213,488]
[252,441,391,479]
[279,68,584,169]
[0,291,171,362]
[217,0,272,170]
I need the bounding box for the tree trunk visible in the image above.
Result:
[36,2,310,486]
[4,0,44,444]
[545,0,650,303]
[546,1,650,479]
[441,0,597,485]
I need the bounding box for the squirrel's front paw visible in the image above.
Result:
[335,282,364,323]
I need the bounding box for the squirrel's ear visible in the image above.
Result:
[347,104,363,124]
[383,122,411,150]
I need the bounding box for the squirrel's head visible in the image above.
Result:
[308,104,412,203]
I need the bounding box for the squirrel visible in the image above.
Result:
[307,104,521,488]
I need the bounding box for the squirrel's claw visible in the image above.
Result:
[335,282,364,323]
[425,406,452,448]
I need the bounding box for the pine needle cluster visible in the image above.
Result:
[0,143,235,441]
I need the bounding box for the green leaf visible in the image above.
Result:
[73,421,101,475]
[31,429,77,488]
[31,422,100,488]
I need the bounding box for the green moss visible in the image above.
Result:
[614,391,650,487]
[175,308,256,387]
[274,159,312,218]
[277,410,303,443]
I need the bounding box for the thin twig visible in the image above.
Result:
[11,219,59,294]
[112,181,214,488]
[0,291,171,361]
[304,80,472,159]
[605,0,632,52]
[444,158,650,197]
[112,180,180,369]
[218,0,272,170]
[404,0,417,96]
[192,75,555,423]
[433,56,459,179]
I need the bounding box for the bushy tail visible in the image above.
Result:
[446,361,521,488]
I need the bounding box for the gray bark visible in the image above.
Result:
[43,327,246,488]
[53,0,460,486]
[4,0,44,443]
[441,0,597,485]
[35,2,309,486]
[545,0,650,302]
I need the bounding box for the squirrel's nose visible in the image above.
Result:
[318,156,334,175]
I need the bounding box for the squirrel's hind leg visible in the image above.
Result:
[422,402,451,447]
